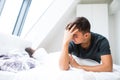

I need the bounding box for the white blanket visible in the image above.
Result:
[0,49,39,73]
[0,49,119,80]
[12,51,120,80]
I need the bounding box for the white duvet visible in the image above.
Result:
[12,50,120,80]
[0,50,120,80]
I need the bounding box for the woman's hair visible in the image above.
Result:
[66,17,91,34]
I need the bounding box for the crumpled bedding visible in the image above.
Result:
[0,50,39,73]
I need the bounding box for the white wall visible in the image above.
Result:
[109,11,120,65]
[39,8,76,53]
[108,0,120,65]
[109,15,117,64]
[116,12,120,65]
[38,0,78,52]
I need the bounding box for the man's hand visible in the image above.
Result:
[63,23,78,44]
[69,55,80,68]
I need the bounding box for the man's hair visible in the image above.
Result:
[66,17,91,34]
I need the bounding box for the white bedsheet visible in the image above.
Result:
[0,71,16,80]
[0,51,120,80]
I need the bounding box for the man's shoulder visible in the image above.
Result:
[91,32,107,41]
[91,32,110,46]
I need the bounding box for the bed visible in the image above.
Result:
[0,51,120,80]
[0,33,120,80]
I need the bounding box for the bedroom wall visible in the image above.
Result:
[116,12,120,65]
[37,0,78,52]
[109,15,117,64]
[38,11,75,52]
[109,11,120,65]
[108,0,120,65]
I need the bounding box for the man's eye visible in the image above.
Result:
[73,34,77,38]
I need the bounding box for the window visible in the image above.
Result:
[0,0,6,15]
[12,0,32,36]
[20,0,54,37]
[0,0,23,34]
[20,0,76,49]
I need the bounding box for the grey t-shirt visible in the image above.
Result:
[68,32,111,63]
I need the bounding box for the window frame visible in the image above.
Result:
[12,0,32,36]
[0,0,6,15]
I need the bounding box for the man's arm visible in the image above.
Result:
[59,42,70,70]
[70,54,113,72]
[59,24,78,70]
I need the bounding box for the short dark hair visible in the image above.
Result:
[66,17,91,34]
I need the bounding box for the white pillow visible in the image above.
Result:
[46,52,99,66]
[32,48,48,62]
[72,55,100,66]
[0,33,32,53]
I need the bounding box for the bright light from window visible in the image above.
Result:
[0,0,23,34]
[21,0,54,37]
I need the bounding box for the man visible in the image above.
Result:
[59,17,113,72]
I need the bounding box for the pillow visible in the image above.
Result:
[44,52,99,66]
[32,48,48,62]
[72,55,100,66]
[0,33,32,53]
[46,52,99,66]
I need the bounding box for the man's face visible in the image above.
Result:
[72,30,87,44]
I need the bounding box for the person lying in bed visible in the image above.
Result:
[59,16,113,72]
[25,47,35,57]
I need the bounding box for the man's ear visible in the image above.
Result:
[84,32,89,38]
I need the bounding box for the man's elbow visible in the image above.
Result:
[106,67,113,72]
[104,65,113,72]
[59,66,70,70]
